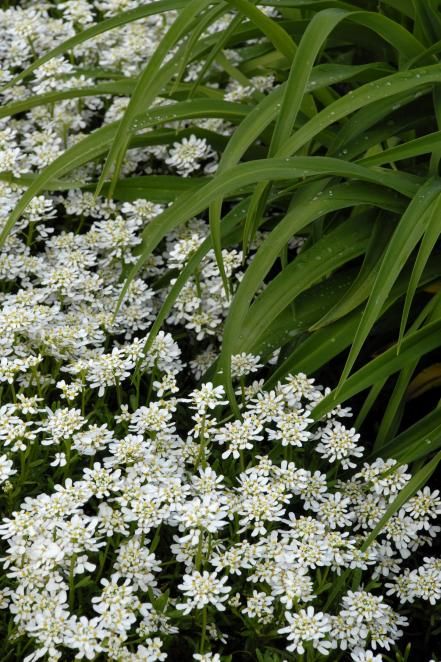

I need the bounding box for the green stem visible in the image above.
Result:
[195,415,207,469]
[9,382,16,405]
[97,540,111,581]
[195,531,204,571]
[199,606,208,654]
[150,525,161,553]
[239,450,245,473]
[239,377,246,405]
[69,555,77,610]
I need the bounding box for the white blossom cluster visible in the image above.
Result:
[1,365,441,660]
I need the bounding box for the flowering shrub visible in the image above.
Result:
[1,1,441,661]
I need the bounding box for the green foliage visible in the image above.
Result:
[4,0,441,473]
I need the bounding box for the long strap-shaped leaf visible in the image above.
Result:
[263,258,441,389]
[0,80,136,120]
[397,192,441,350]
[247,268,360,357]
[359,130,441,166]
[209,62,426,290]
[95,0,215,197]
[234,215,374,353]
[207,63,391,288]
[190,13,245,96]
[208,84,284,298]
[371,293,441,447]
[376,407,441,464]
[310,215,395,330]
[242,8,348,254]
[172,3,229,93]
[264,1,360,8]
[225,0,297,59]
[98,0,304,198]
[336,178,441,389]
[413,0,441,45]
[330,89,427,155]
[312,319,441,420]
[270,9,348,154]
[241,9,425,252]
[279,65,441,158]
[217,181,406,412]
[143,198,251,354]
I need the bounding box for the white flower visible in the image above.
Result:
[267,409,313,447]
[278,606,332,655]
[177,570,230,614]
[340,590,388,624]
[133,638,167,661]
[166,135,214,177]
[314,492,354,529]
[316,421,364,468]
[186,383,227,413]
[50,452,67,467]
[215,417,263,459]
[0,454,16,483]
[243,590,274,623]
[231,353,262,378]
[64,616,104,659]
[351,648,383,662]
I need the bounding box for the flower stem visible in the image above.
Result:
[199,606,207,653]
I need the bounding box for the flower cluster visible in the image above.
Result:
[1,367,440,660]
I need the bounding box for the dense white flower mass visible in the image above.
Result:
[0,1,440,660]
[1,360,440,659]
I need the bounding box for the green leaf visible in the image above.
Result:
[1,99,249,245]
[337,178,441,389]
[95,0,214,196]
[143,198,250,353]
[310,214,395,330]
[397,193,441,349]
[374,293,441,448]
[264,257,441,389]
[173,3,229,93]
[218,179,405,410]
[208,62,396,284]
[240,11,425,251]
[209,84,285,295]
[249,268,358,356]
[91,175,205,203]
[330,89,424,156]
[0,80,136,120]
[312,319,441,420]
[412,0,441,46]
[265,311,361,389]
[358,130,441,167]
[242,8,348,253]
[237,214,375,353]
[225,0,297,59]
[271,9,346,153]
[190,13,245,95]
[280,65,441,158]
[375,408,441,463]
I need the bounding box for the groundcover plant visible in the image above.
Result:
[2,0,441,660]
